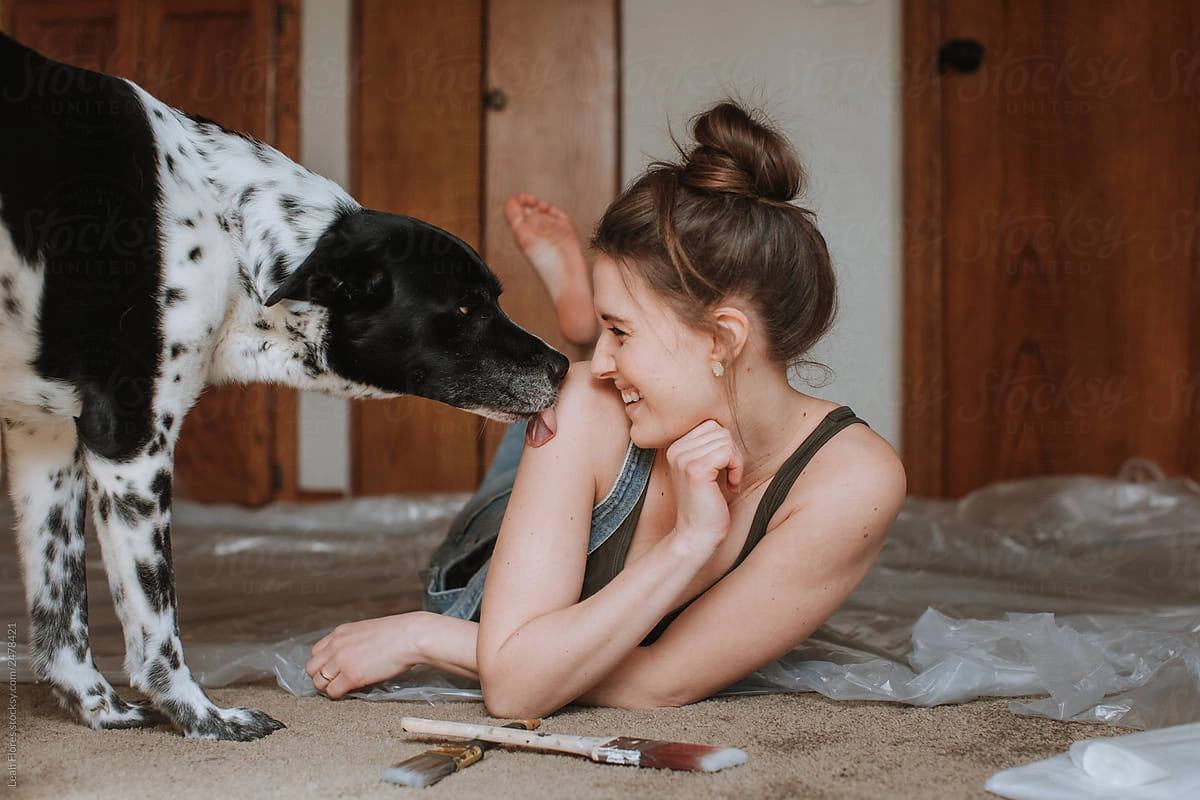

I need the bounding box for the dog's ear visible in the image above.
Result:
[264,228,392,311]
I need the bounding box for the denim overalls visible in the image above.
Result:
[420,422,655,621]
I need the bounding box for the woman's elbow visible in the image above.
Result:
[480,680,561,721]
[477,661,562,719]
[482,683,678,718]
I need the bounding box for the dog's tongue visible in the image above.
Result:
[525,407,557,448]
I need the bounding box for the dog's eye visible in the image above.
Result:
[457,304,492,321]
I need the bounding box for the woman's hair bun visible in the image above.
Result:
[593,99,836,372]
[678,101,804,204]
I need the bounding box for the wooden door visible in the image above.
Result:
[350,0,618,494]
[904,0,1200,497]
[480,0,619,458]
[0,0,137,76]
[139,0,299,504]
[350,0,487,494]
[2,0,299,504]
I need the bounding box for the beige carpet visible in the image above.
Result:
[12,681,1120,799]
[9,479,1190,798]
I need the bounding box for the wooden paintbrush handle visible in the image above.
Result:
[400,717,600,758]
[474,718,541,753]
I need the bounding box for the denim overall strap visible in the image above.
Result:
[580,451,652,602]
[587,441,655,553]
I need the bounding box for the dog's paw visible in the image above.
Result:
[177,705,287,741]
[56,687,168,730]
[97,698,170,730]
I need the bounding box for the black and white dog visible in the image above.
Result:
[0,34,567,739]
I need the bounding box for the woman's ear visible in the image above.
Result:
[710,304,751,363]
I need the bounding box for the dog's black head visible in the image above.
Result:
[265,208,568,420]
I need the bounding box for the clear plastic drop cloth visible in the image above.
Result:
[1,463,1198,726]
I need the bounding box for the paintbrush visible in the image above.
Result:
[382,719,541,787]
[399,716,748,772]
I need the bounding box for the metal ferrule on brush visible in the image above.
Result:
[383,720,541,787]
[430,742,485,769]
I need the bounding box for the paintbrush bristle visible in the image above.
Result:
[594,738,748,772]
[381,752,458,787]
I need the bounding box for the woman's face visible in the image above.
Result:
[589,255,723,449]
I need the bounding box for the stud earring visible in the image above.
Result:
[712,359,726,378]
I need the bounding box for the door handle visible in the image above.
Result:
[484,87,509,111]
[938,39,985,74]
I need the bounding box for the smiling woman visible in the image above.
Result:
[307,101,906,717]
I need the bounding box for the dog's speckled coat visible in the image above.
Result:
[0,33,566,740]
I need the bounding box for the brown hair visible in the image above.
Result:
[591,101,836,379]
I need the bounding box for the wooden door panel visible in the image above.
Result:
[2,0,138,79]
[3,0,297,504]
[350,0,486,494]
[907,0,1200,496]
[141,0,281,503]
[143,0,273,135]
[482,0,619,461]
[349,0,618,492]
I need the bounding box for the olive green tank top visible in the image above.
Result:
[579,405,867,646]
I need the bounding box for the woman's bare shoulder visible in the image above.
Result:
[774,412,906,538]
[809,416,904,492]
[554,361,628,430]
[537,362,633,494]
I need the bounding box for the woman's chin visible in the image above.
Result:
[627,422,656,450]
[626,401,709,450]
[628,420,678,451]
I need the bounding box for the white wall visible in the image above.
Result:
[295,0,901,490]
[297,0,351,491]
[622,0,901,448]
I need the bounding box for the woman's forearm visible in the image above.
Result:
[413,612,480,679]
[478,530,715,718]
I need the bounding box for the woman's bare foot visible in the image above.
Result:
[504,193,598,346]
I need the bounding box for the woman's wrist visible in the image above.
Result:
[406,611,439,664]
[405,611,480,679]
[666,526,723,565]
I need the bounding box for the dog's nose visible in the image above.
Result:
[547,352,569,385]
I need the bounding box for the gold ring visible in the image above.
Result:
[319,668,335,682]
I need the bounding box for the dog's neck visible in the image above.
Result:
[206,300,392,399]
[127,90,393,396]
[164,102,358,304]
[149,101,385,396]
[209,141,356,302]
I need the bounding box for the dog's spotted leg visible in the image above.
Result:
[4,417,164,729]
[84,424,285,741]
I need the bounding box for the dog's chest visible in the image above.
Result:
[142,108,241,354]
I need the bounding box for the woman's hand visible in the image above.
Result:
[665,420,744,551]
[307,612,430,699]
